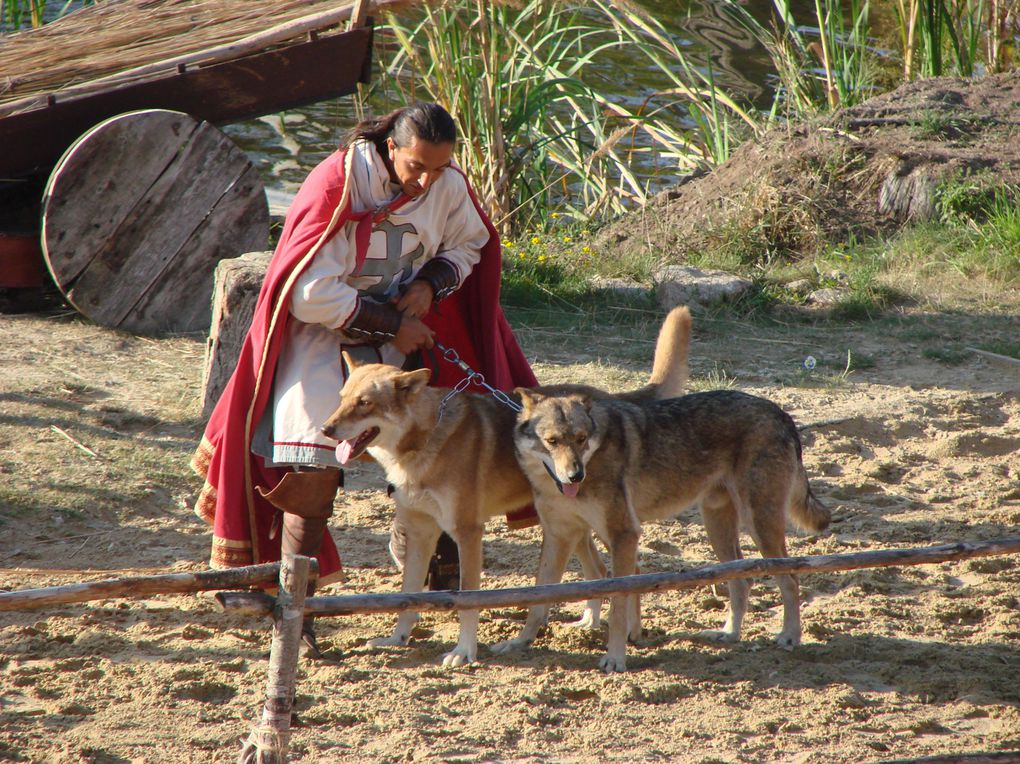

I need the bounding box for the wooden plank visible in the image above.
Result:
[40,110,199,286]
[41,109,269,335]
[126,164,269,334]
[0,26,372,180]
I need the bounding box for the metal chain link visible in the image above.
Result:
[434,341,522,421]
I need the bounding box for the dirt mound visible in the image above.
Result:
[596,71,1020,265]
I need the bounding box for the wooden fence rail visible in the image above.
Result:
[0,561,292,611]
[213,538,1020,618]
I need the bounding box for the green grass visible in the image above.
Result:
[502,177,1020,322]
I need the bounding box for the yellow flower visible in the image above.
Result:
[518,252,527,260]
[581,245,592,254]
[531,236,541,245]
[551,212,560,219]
[562,236,572,244]
[581,229,590,237]
[538,255,547,263]
[502,239,514,248]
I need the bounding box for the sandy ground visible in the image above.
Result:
[0,303,1018,764]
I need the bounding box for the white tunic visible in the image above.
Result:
[259,140,487,467]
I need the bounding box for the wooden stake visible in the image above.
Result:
[238,554,312,764]
[349,0,371,29]
[0,563,284,611]
[214,538,1020,619]
[966,346,1020,370]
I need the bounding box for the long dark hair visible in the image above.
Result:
[342,101,457,152]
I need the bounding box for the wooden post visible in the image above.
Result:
[202,251,272,417]
[237,554,312,764]
[349,0,371,29]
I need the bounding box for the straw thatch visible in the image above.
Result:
[0,0,411,112]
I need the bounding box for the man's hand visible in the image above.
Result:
[393,316,435,355]
[395,280,434,319]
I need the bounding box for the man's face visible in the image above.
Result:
[387,136,453,197]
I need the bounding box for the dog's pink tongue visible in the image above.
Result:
[561,482,580,498]
[335,440,355,465]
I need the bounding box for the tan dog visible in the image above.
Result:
[320,307,691,667]
[502,386,831,672]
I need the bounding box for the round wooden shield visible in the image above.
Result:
[41,109,269,335]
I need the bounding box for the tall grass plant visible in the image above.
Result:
[725,0,876,117]
[0,0,85,31]
[383,1,683,233]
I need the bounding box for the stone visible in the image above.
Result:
[590,276,652,299]
[652,264,753,309]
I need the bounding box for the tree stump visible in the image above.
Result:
[41,109,269,335]
[202,250,272,418]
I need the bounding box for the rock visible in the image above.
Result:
[590,276,652,299]
[653,265,753,309]
[808,287,850,305]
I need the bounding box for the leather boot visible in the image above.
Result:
[258,468,343,658]
[426,531,461,591]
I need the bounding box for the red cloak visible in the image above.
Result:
[192,148,538,582]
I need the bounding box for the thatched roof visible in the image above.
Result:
[0,0,409,113]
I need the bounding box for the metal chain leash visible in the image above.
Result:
[433,341,522,421]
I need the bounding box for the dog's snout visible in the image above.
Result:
[321,424,335,440]
[568,466,585,484]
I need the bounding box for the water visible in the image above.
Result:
[219,0,825,216]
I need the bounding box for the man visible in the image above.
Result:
[192,102,537,654]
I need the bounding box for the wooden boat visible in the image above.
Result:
[0,0,393,332]
[0,0,382,181]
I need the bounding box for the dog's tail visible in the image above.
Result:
[648,306,691,399]
[789,468,831,533]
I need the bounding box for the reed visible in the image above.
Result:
[894,0,996,78]
[384,0,693,233]
[383,0,768,233]
[726,0,875,117]
[0,0,95,31]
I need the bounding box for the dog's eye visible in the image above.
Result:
[575,434,587,446]
[544,437,559,447]
[357,398,371,409]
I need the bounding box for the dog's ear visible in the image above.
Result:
[341,351,361,371]
[515,387,539,415]
[395,368,431,395]
[571,393,593,413]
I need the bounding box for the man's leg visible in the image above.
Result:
[258,468,343,657]
[389,515,460,591]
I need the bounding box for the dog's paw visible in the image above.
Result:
[368,633,411,648]
[697,628,740,643]
[598,652,627,673]
[441,647,476,668]
[775,632,800,651]
[490,637,532,654]
[568,609,601,631]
